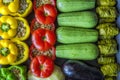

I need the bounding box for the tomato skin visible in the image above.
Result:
[35,4,57,24]
[30,55,54,78]
[29,44,56,60]
[32,28,56,51]
[30,18,55,34]
[33,0,56,11]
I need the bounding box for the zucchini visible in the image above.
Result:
[58,11,98,28]
[57,0,95,12]
[56,43,99,60]
[57,27,98,43]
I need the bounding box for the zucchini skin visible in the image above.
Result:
[57,11,98,28]
[56,43,99,60]
[57,27,98,43]
[57,0,95,12]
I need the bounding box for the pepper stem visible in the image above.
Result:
[1,23,10,32]
[0,48,10,56]
[3,0,13,5]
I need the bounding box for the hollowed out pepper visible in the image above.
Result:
[33,0,56,11]
[0,16,17,39]
[14,17,30,41]
[10,39,29,65]
[0,16,30,40]
[13,0,32,17]
[0,0,32,17]
[30,44,56,60]
[30,18,55,34]
[9,66,27,80]
[0,65,27,80]
[0,40,18,65]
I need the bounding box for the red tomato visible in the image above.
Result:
[30,55,54,78]
[35,4,57,24]
[33,0,56,11]
[32,28,56,51]
[30,18,55,34]
[29,44,56,60]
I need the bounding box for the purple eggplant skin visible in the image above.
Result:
[63,60,104,80]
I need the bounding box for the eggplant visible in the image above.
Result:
[63,60,104,80]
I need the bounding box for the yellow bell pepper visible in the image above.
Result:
[14,0,32,17]
[10,39,29,65]
[0,0,32,17]
[0,16,30,40]
[0,0,19,15]
[0,40,18,65]
[0,16,18,39]
[14,17,30,41]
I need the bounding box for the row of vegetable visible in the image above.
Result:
[56,0,103,80]
[29,0,57,79]
[0,0,32,79]
[0,0,119,80]
[0,0,38,65]
[96,0,119,80]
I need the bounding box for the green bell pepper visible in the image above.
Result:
[9,66,27,80]
[0,68,17,80]
[0,65,27,80]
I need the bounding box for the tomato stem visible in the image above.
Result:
[42,36,46,40]
[40,65,43,70]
